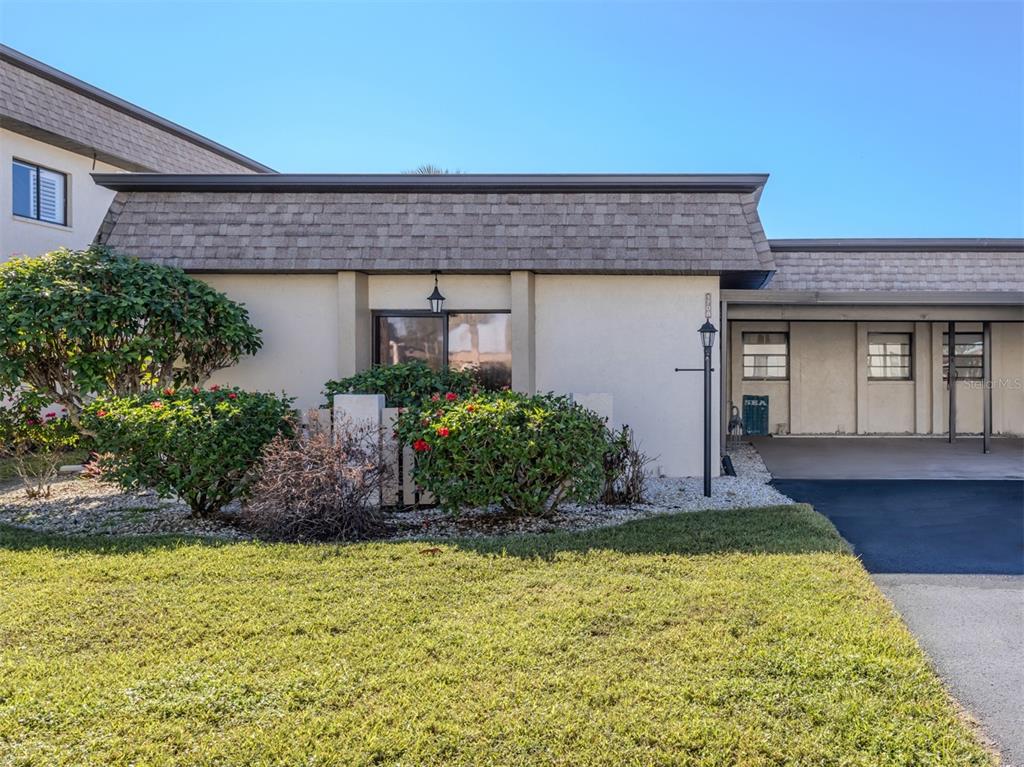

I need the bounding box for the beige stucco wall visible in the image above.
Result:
[198,274,341,411]
[730,318,1024,436]
[1,128,122,261]
[367,274,510,311]
[534,274,720,477]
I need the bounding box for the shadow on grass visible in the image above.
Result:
[0,505,851,560]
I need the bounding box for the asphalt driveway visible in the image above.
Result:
[774,477,1024,766]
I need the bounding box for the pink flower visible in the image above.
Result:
[192,387,200,394]
[45,412,56,419]
[430,393,440,402]
[210,384,220,392]
[445,392,458,401]
[150,401,163,410]
[435,426,450,437]
[96,410,108,418]
[227,392,237,400]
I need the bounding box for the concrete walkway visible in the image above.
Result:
[753,438,1024,765]
[753,436,1024,480]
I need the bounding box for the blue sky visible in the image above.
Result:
[2,1,1021,237]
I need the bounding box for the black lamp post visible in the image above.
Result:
[675,297,718,498]
[698,319,718,497]
[427,271,445,314]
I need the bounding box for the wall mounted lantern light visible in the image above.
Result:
[427,271,446,313]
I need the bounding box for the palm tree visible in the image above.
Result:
[408,164,460,174]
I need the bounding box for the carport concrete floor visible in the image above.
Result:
[762,438,1024,766]
[752,435,1024,480]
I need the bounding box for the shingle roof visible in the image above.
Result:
[93,176,775,285]
[766,240,1024,293]
[0,45,272,173]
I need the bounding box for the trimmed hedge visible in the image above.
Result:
[324,362,480,409]
[396,391,607,517]
[83,386,292,517]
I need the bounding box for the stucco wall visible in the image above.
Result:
[1,128,122,260]
[198,274,341,411]
[534,275,720,477]
[729,318,1024,436]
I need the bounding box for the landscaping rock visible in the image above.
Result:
[0,442,793,542]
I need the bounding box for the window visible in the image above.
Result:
[742,332,788,380]
[375,312,512,389]
[12,160,67,226]
[943,332,984,381]
[868,333,912,380]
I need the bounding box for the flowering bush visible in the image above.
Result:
[83,387,293,517]
[396,391,607,517]
[245,413,387,541]
[0,246,261,427]
[324,361,480,409]
[0,391,79,497]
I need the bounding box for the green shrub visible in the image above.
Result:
[324,361,480,409]
[0,246,261,426]
[396,391,607,517]
[0,390,80,497]
[83,387,293,517]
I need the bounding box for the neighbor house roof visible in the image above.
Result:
[0,45,272,173]
[92,173,775,287]
[765,239,1024,293]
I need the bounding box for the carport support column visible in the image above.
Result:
[983,321,992,454]
[337,271,371,379]
[947,320,956,443]
[510,271,536,394]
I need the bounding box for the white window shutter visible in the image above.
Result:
[38,168,65,225]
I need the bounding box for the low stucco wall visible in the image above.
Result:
[534,274,720,477]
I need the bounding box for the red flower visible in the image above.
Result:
[45,411,56,419]
[210,384,220,392]
[430,393,440,402]
[435,426,450,437]
[227,392,238,400]
[445,392,458,401]
[412,439,431,452]
[96,410,108,418]
[192,387,200,394]
[163,387,174,396]
[150,401,163,409]
[465,404,476,412]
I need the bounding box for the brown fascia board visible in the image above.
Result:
[91,172,770,194]
[769,238,1024,253]
[0,44,274,173]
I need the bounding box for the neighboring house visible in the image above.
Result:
[0,44,270,260]
[4,48,1022,477]
[91,173,1024,476]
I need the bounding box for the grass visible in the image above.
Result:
[0,506,991,766]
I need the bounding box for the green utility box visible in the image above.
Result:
[742,395,769,436]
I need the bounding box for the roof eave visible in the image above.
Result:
[769,238,1024,253]
[91,172,770,194]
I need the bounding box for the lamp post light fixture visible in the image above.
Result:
[427,271,446,314]
[674,293,718,497]
[698,317,717,498]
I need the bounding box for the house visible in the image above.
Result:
[4,47,1022,477]
[0,44,270,261]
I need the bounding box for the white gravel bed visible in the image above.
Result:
[0,442,793,541]
[0,477,250,540]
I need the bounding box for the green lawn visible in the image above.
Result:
[0,506,991,766]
